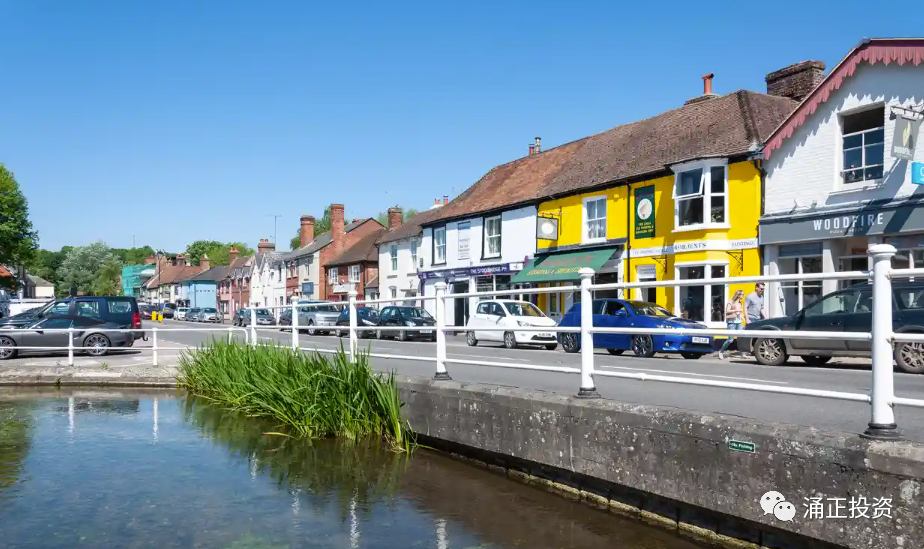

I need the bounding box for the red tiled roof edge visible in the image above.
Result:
[764,39,924,159]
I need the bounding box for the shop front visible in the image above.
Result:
[420,262,525,327]
[760,197,924,317]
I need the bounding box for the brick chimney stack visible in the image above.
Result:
[529,144,535,155]
[257,239,275,254]
[387,207,403,230]
[175,254,187,268]
[443,195,449,205]
[534,136,541,153]
[766,60,826,102]
[228,247,239,265]
[330,204,346,255]
[144,256,156,265]
[199,254,210,271]
[299,215,315,247]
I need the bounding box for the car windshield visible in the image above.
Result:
[256,309,272,316]
[631,302,672,318]
[358,307,378,316]
[178,308,189,312]
[503,302,545,317]
[313,304,340,313]
[190,309,201,313]
[398,307,431,319]
[203,308,217,313]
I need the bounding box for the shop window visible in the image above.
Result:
[839,256,869,289]
[583,196,607,243]
[433,226,447,265]
[780,256,823,317]
[475,276,493,300]
[841,106,884,184]
[672,161,727,230]
[484,215,502,258]
[495,274,511,297]
[676,264,727,323]
[548,283,561,315]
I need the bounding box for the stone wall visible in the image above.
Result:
[397,377,924,549]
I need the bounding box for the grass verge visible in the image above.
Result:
[178,340,414,452]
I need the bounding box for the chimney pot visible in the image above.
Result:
[200,254,211,271]
[528,144,535,155]
[535,136,541,153]
[228,246,239,265]
[702,73,714,95]
[434,198,439,205]
[443,196,449,205]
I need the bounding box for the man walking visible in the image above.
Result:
[746,283,767,324]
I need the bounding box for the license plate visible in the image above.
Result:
[538,333,553,339]
[692,336,710,344]
[420,329,433,334]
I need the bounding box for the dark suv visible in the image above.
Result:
[741,281,924,373]
[0,296,144,340]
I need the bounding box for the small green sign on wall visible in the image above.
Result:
[634,186,655,239]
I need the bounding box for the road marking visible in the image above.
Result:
[595,364,787,384]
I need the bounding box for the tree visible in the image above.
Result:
[208,242,254,266]
[375,207,420,227]
[111,246,156,265]
[57,242,122,296]
[185,241,254,266]
[0,164,38,290]
[290,207,332,250]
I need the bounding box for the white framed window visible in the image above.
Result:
[410,240,418,270]
[433,226,447,264]
[672,160,728,230]
[390,288,397,300]
[583,196,607,243]
[841,105,884,184]
[390,244,398,271]
[484,215,502,258]
[674,262,728,324]
[349,265,361,283]
[327,267,338,284]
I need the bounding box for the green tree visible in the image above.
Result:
[57,242,122,296]
[0,164,38,290]
[290,207,332,250]
[375,207,420,227]
[185,241,254,267]
[111,246,155,265]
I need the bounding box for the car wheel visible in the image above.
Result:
[680,352,702,360]
[895,342,924,374]
[754,338,788,366]
[561,333,580,354]
[504,331,518,349]
[631,335,655,358]
[801,355,832,366]
[0,336,17,360]
[544,343,558,351]
[607,349,624,356]
[85,334,111,357]
[398,330,408,342]
[307,321,316,336]
[466,331,478,347]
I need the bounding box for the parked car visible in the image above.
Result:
[161,303,176,319]
[140,304,160,319]
[198,307,220,323]
[232,308,249,326]
[175,307,190,321]
[740,281,924,373]
[466,299,558,350]
[278,308,293,331]
[557,299,712,359]
[185,307,201,322]
[333,307,379,338]
[375,306,436,341]
[296,301,342,335]
[0,315,135,360]
[0,296,144,341]
[238,308,276,327]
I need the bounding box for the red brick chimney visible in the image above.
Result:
[766,60,825,102]
[228,247,239,265]
[443,196,449,205]
[299,215,315,247]
[175,254,187,268]
[528,144,535,155]
[144,256,156,265]
[330,204,346,255]
[200,254,211,271]
[257,239,275,254]
[387,207,403,230]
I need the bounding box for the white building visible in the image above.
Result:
[248,251,282,309]
[375,206,443,307]
[760,39,924,318]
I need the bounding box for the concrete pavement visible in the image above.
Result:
[152,319,924,441]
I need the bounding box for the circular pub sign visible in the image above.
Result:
[637,196,653,221]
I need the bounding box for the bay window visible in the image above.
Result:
[583,196,607,243]
[675,263,727,324]
[433,226,446,265]
[672,161,727,229]
[484,215,501,258]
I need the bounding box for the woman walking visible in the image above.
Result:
[718,290,745,359]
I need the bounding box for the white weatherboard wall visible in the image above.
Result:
[420,205,537,325]
[379,236,421,301]
[764,63,924,215]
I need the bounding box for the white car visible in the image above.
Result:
[466,299,558,350]
[175,307,190,321]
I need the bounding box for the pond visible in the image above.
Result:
[0,388,699,549]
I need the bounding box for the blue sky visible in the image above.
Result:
[0,1,916,252]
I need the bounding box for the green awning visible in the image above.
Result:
[511,248,616,283]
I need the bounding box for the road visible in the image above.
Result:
[150,319,924,442]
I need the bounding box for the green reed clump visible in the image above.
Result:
[178,340,413,452]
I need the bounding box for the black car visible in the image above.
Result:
[232,308,249,327]
[0,296,144,340]
[333,307,379,338]
[740,281,924,373]
[0,315,135,360]
[375,306,436,341]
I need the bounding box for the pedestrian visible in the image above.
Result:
[745,283,767,324]
[717,290,745,360]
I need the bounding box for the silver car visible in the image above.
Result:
[296,301,343,335]
[198,307,220,323]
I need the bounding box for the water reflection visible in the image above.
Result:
[0,390,699,549]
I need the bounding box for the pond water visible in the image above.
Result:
[0,388,699,549]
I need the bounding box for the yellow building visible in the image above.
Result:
[510,88,799,328]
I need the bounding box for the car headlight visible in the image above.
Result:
[405,321,415,327]
[517,320,530,327]
[656,324,677,330]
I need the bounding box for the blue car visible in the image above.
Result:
[557,299,713,359]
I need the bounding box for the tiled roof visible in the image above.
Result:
[764,38,924,159]
[326,228,386,267]
[0,265,14,277]
[189,266,229,282]
[423,90,797,224]
[145,264,204,288]
[376,207,445,245]
[285,219,370,260]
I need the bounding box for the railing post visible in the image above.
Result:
[864,243,900,439]
[227,325,233,343]
[152,327,159,367]
[291,302,299,351]
[348,290,359,362]
[67,327,74,367]
[577,267,599,398]
[434,281,451,380]
[250,308,257,347]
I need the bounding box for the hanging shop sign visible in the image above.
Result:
[634,185,656,238]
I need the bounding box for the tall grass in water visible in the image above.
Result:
[178,340,413,452]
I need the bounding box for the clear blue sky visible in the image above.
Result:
[0,1,915,253]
